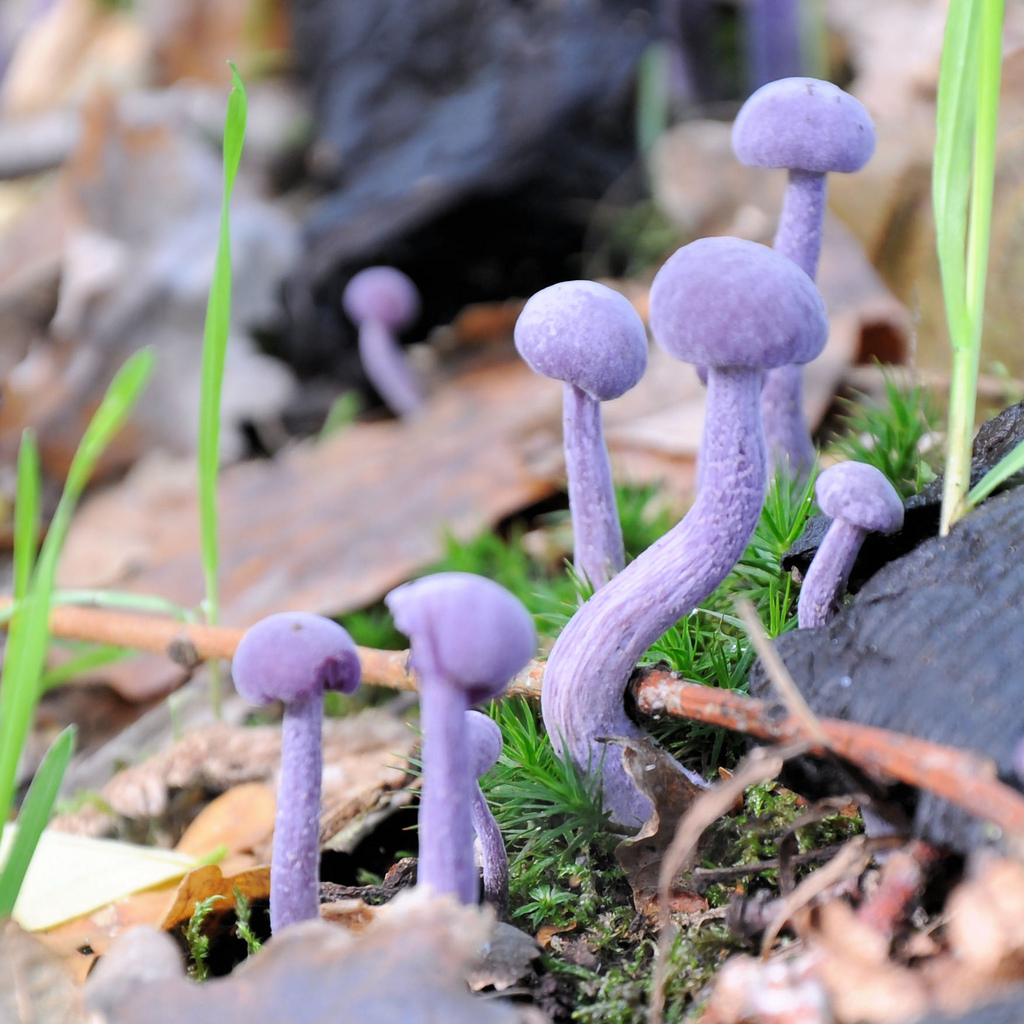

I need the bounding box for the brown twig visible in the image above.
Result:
[18,603,1024,836]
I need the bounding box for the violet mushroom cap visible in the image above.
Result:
[465,710,509,918]
[541,237,828,827]
[385,572,535,903]
[231,612,361,933]
[797,462,904,629]
[732,77,876,476]
[514,281,648,589]
[342,266,424,417]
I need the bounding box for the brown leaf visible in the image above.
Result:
[613,736,707,920]
[161,864,271,932]
[174,783,277,860]
[104,894,529,1024]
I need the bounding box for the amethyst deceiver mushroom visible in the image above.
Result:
[385,572,535,903]
[732,77,875,476]
[797,462,903,629]
[231,612,361,932]
[342,266,423,416]
[514,281,648,589]
[541,237,828,827]
[466,709,508,919]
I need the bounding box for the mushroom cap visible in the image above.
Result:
[466,710,503,778]
[385,572,536,704]
[514,280,648,401]
[649,237,828,370]
[732,77,876,174]
[342,266,420,331]
[816,462,904,533]
[232,612,362,705]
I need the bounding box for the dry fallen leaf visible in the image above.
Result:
[613,736,708,919]
[0,919,86,1024]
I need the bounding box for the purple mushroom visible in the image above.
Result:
[514,281,648,589]
[466,709,508,919]
[342,266,423,417]
[797,462,904,629]
[231,612,362,932]
[385,573,535,903]
[541,237,828,827]
[732,77,876,476]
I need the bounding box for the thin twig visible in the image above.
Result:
[12,602,1024,837]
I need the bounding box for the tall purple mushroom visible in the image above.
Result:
[342,266,423,417]
[385,573,535,903]
[732,77,876,476]
[514,281,648,589]
[231,612,362,932]
[541,237,828,827]
[797,461,903,629]
[466,709,508,918]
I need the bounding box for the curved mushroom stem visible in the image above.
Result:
[762,169,828,477]
[542,367,765,827]
[271,693,324,932]
[417,674,476,903]
[471,784,509,919]
[563,381,625,589]
[796,517,867,628]
[358,319,424,417]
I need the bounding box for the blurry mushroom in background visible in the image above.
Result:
[466,709,508,919]
[342,265,424,416]
[541,237,829,827]
[732,77,876,476]
[514,281,648,589]
[231,612,362,932]
[386,572,535,903]
[797,461,904,629]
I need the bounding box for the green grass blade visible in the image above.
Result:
[197,66,247,619]
[0,350,154,857]
[936,0,1004,532]
[197,65,247,717]
[42,644,132,691]
[12,431,40,606]
[967,436,1024,506]
[0,726,75,918]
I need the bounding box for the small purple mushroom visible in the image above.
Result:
[231,612,361,932]
[541,237,828,827]
[514,281,648,589]
[385,573,535,903]
[342,266,423,416]
[466,709,508,919]
[797,462,903,629]
[732,77,876,476]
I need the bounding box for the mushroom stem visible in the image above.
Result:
[774,168,828,277]
[271,692,324,932]
[358,319,424,417]
[471,785,509,919]
[542,367,764,826]
[418,673,476,903]
[797,517,866,628]
[761,170,828,478]
[563,381,625,588]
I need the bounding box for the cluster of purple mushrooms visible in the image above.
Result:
[231,78,911,933]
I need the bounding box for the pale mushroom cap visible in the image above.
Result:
[466,710,503,778]
[342,266,421,331]
[816,462,904,533]
[386,572,536,704]
[649,237,828,370]
[732,77,876,174]
[514,280,648,401]
[232,612,362,705]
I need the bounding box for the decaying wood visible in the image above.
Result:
[20,601,1024,839]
